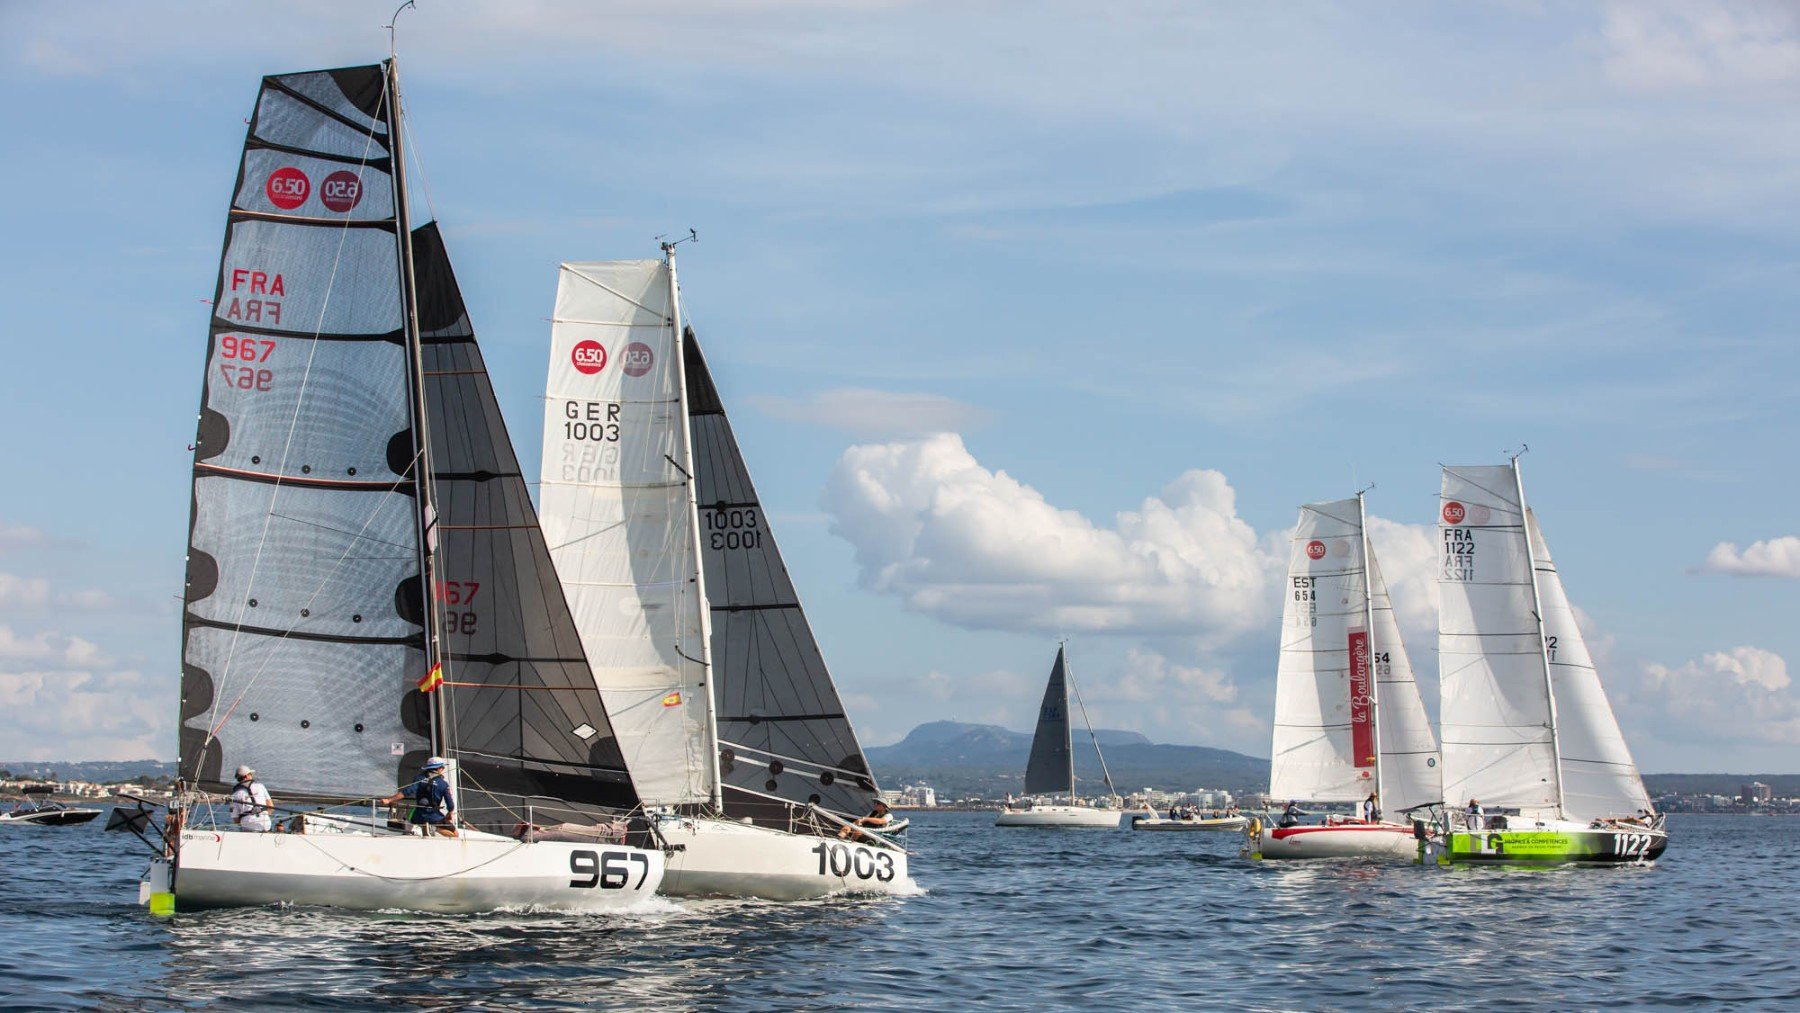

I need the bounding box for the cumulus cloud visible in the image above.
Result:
[0,625,165,762]
[1625,646,1800,747]
[1600,2,1800,92]
[823,433,1275,637]
[0,524,51,554]
[749,388,993,438]
[0,572,116,611]
[1087,647,1262,741]
[1699,536,1800,578]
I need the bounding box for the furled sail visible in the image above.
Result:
[1269,499,1374,802]
[1367,546,1441,811]
[1437,464,1561,818]
[1023,647,1074,796]
[414,225,640,824]
[180,65,431,798]
[684,334,881,821]
[540,260,715,808]
[1527,509,1651,820]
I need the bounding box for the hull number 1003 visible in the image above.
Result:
[810,841,896,882]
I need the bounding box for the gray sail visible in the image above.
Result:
[684,334,881,821]
[1023,647,1074,796]
[413,224,640,825]
[180,65,431,798]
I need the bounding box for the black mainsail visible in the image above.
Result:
[180,65,430,798]
[683,334,882,821]
[1022,647,1074,796]
[414,223,640,822]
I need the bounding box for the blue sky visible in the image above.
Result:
[1,2,1796,771]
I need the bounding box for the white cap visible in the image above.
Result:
[235,765,255,779]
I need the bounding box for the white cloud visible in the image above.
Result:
[822,433,1275,637]
[748,388,993,437]
[1625,646,1800,748]
[0,524,51,554]
[0,625,165,762]
[1699,536,1800,578]
[0,571,117,611]
[1599,2,1800,93]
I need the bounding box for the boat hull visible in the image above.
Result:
[168,829,665,913]
[656,817,914,900]
[1131,815,1248,832]
[1249,822,1420,860]
[1441,823,1668,865]
[0,808,103,827]
[995,805,1121,828]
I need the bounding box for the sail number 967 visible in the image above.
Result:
[706,508,761,551]
[810,841,896,882]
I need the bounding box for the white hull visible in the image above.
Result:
[995,805,1121,828]
[168,828,665,913]
[1250,821,1419,860]
[656,817,914,900]
[1131,815,1249,832]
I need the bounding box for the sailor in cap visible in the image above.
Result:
[228,765,273,833]
[379,756,458,837]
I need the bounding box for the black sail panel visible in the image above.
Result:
[180,64,430,799]
[684,334,881,821]
[1023,648,1073,796]
[413,224,640,827]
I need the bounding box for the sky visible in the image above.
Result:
[1,1,1796,772]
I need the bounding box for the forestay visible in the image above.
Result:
[1023,648,1074,796]
[1269,499,1374,802]
[540,261,715,808]
[414,225,640,826]
[1527,510,1651,820]
[684,335,881,821]
[180,65,430,798]
[1437,464,1561,819]
[1367,547,1441,811]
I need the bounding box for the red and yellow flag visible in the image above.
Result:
[661,691,682,708]
[418,661,444,693]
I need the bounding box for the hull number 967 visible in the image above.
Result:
[568,849,652,890]
[810,841,896,882]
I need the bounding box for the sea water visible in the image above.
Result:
[1,812,1793,1010]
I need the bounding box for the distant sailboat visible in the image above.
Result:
[1434,458,1666,864]
[539,250,913,898]
[1247,493,1442,860]
[148,60,665,913]
[996,646,1122,828]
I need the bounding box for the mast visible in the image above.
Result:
[1065,645,1119,804]
[385,56,446,759]
[1513,454,1565,818]
[1357,490,1383,812]
[666,243,723,813]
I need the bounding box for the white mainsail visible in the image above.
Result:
[540,260,716,808]
[1528,509,1652,820]
[1270,499,1375,803]
[1437,464,1561,819]
[1367,547,1441,811]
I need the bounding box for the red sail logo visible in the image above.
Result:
[320,170,364,213]
[1442,501,1466,525]
[265,167,310,210]
[622,342,655,378]
[571,340,608,375]
[1305,539,1327,560]
[1348,629,1374,768]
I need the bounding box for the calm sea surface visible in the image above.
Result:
[1,812,1794,1010]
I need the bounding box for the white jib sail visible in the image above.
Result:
[1527,509,1652,820]
[1270,498,1378,802]
[1367,545,1441,812]
[540,260,715,807]
[1437,464,1561,819]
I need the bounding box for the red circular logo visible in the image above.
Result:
[571,340,608,375]
[622,342,655,378]
[1443,501,1466,525]
[1305,539,1327,560]
[265,167,310,210]
[319,170,363,213]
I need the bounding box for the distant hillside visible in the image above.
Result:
[1643,774,1800,797]
[866,721,1267,798]
[0,759,176,783]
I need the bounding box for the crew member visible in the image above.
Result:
[839,799,892,840]
[380,757,457,837]
[1279,800,1305,828]
[1464,798,1484,831]
[229,765,273,833]
[1361,792,1381,823]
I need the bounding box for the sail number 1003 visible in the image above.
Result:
[810,841,897,882]
[562,400,620,443]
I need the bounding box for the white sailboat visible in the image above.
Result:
[540,251,913,899]
[996,646,1123,828]
[1248,493,1441,860]
[1434,458,1666,864]
[148,60,665,913]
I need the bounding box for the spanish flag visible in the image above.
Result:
[661,691,682,708]
[418,661,444,693]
